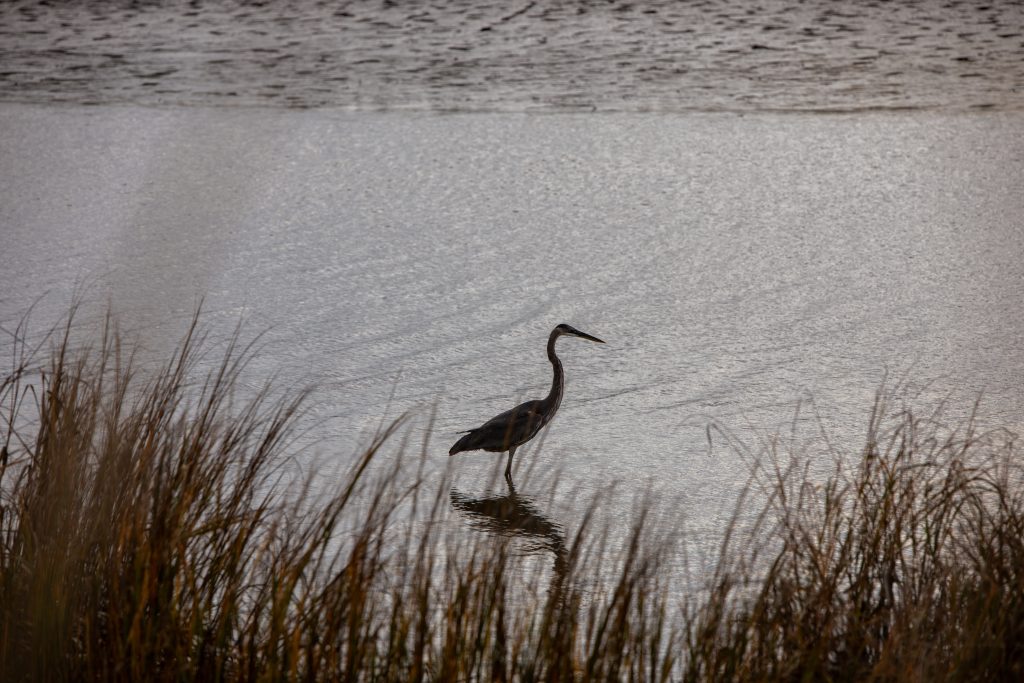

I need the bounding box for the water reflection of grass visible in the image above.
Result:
[3,310,1023,680]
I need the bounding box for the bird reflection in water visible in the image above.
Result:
[450,481,568,592]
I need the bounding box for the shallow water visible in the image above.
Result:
[2,0,1024,588]
[1,0,1022,112]
[2,105,1023,571]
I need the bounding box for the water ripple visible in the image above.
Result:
[1,0,1021,112]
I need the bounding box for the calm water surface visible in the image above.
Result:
[2,0,1024,588]
[2,106,1023,577]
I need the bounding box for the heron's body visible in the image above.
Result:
[449,324,604,482]
[449,399,549,455]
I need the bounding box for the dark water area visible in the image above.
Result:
[1,0,1022,112]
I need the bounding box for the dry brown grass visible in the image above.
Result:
[683,396,1024,682]
[2,308,1022,681]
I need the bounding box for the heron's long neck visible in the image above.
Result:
[543,331,564,419]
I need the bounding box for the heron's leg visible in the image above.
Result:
[504,447,517,483]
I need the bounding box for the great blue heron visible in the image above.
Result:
[449,323,605,482]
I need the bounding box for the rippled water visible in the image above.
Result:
[2,1,1024,586]
[2,0,1023,112]
[2,105,1023,570]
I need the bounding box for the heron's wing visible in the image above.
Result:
[454,399,546,453]
[477,399,542,428]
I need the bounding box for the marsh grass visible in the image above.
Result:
[684,396,1024,681]
[1,309,1022,681]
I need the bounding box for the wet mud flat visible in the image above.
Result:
[1,0,1022,112]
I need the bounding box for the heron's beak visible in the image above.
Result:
[572,329,605,344]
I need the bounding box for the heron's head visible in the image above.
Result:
[554,323,605,344]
